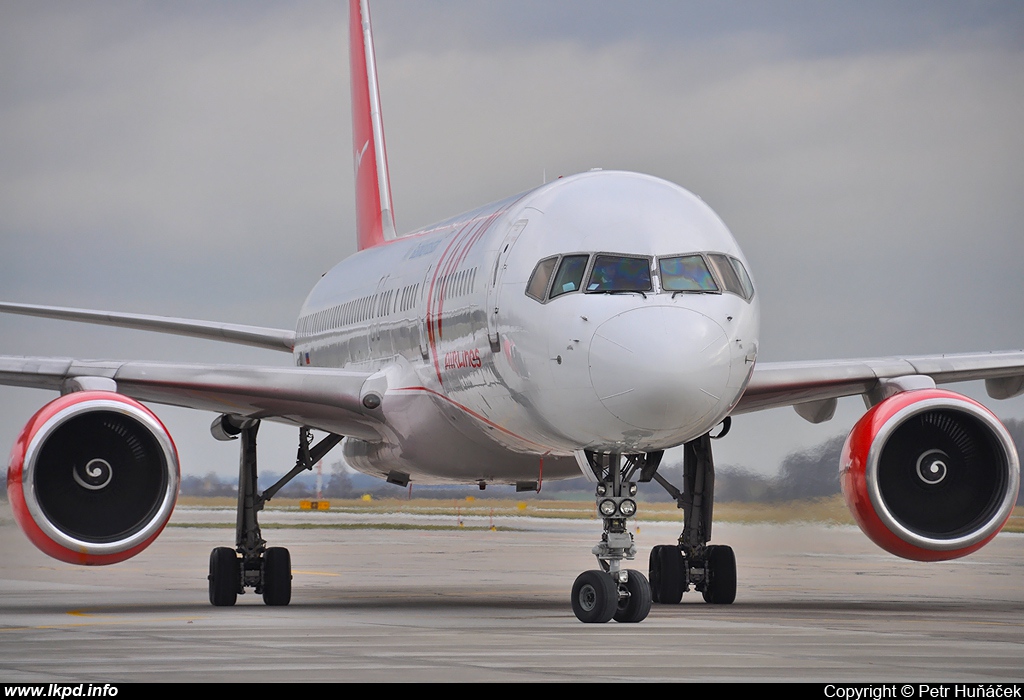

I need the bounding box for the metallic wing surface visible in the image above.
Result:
[738,351,1024,416]
[0,356,380,440]
[0,302,295,353]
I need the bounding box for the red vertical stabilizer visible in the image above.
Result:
[350,0,397,250]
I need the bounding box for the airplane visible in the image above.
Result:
[2,0,1022,623]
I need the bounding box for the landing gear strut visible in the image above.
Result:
[571,451,654,623]
[649,431,737,606]
[206,418,341,606]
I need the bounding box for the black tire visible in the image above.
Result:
[208,547,239,607]
[262,547,292,606]
[571,570,618,623]
[649,545,686,604]
[649,546,663,603]
[701,545,736,604]
[613,570,652,623]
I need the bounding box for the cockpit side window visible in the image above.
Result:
[526,256,557,301]
[586,255,652,293]
[729,257,754,300]
[659,255,719,292]
[549,254,590,298]
[707,253,754,301]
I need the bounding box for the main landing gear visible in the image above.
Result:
[571,451,658,623]
[207,417,341,606]
[648,430,737,607]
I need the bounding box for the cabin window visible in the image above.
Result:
[549,255,590,298]
[526,257,558,301]
[659,255,718,292]
[586,255,652,293]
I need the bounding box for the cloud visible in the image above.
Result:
[1,1,1022,478]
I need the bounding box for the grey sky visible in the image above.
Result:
[1,0,1023,480]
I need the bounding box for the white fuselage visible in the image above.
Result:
[294,171,760,484]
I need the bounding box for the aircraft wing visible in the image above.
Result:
[0,356,383,441]
[735,350,1024,417]
[0,302,295,353]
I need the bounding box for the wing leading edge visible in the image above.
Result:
[0,355,382,441]
[0,302,295,353]
[3,348,1023,439]
[737,350,1024,418]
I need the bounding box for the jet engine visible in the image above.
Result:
[7,391,179,565]
[841,388,1019,561]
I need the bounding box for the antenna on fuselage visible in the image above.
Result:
[350,0,398,250]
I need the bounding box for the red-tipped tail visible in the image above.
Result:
[350,0,397,250]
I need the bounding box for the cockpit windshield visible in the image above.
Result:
[550,255,589,298]
[524,250,752,302]
[659,255,718,292]
[585,255,652,293]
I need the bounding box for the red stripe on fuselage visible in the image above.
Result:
[426,205,508,384]
[426,221,475,383]
[389,385,551,452]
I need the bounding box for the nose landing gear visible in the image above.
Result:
[571,451,653,623]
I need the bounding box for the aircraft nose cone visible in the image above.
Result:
[589,307,731,433]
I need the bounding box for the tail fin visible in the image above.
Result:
[350,0,397,250]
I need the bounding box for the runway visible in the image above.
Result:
[1,501,1022,682]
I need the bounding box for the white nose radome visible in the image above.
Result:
[588,307,731,434]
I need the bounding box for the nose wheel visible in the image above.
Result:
[614,569,652,623]
[572,451,653,623]
[570,569,652,624]
[571,570,618,623]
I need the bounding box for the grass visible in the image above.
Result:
[184,494,860,525]
[173,495,1024,532]
[171,521,510,532]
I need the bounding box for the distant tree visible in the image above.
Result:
[324,462,357,498]
[637,460,777,503]
[771,435,845,501]
[179,472,237,497]
[715,466,776,502]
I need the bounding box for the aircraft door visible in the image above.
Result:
[370,274,389,353]
[486,219,528,352]
[418,262,434,360]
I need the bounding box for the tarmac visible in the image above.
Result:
[1,501,1022,682]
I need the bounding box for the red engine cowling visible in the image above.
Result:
[7,391,179,565]
[841,388,1020,561]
